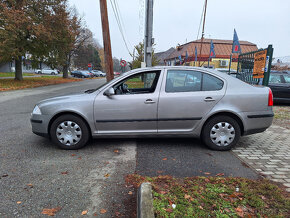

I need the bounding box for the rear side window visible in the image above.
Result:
[202,73,224,91]
[166,70,202,92]
[165,70,223,92]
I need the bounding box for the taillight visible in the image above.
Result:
[268,88,273,106]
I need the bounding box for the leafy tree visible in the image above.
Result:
[73,39,102,70]
[0,0,69,80]
[131,42,159,69]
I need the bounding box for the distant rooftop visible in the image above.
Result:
[166,38,258,60]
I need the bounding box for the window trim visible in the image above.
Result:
[112,70,161,95]
[165,70,224,93]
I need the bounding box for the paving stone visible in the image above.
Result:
[272,179,287,183]
[276,168,290,171]
[233,125,290,192]
[272,175,287,179]
[261,172,274,175]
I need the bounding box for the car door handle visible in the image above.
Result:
[204,97,215,102]
[144,99,156,104]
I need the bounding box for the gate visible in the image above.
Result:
[236,45,273,86]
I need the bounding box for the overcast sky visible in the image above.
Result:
[68,0,290,61]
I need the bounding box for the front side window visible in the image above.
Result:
[283,74,290,83]
[269,74,282,84]
[113,71,160,95]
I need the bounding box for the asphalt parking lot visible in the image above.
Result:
[0,79,279,217]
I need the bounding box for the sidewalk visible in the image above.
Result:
[233,124,290,191]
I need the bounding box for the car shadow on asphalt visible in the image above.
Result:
[135,137,259,179]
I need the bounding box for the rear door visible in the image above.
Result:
[158,69,226,133]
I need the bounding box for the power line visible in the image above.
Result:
[114,0,133,49]
[109,0,133,57]
[196,0,205,40]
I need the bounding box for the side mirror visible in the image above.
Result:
[104,87,115,96]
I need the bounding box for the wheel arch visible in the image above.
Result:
[201,111,245,136]
[48,111,92,137]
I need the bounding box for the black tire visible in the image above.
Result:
[50,114,90,150]
[51,72,56,75]
[201,115,241,151]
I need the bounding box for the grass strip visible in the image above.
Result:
[0,76,82,91]
[126,174,290,217]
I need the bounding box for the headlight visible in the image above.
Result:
[32,105,42,115]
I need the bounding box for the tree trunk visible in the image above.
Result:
[63,65,69,78]
[15,56,23,81]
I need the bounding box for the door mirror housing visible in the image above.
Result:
[104,87,115,96]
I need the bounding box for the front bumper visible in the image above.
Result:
[31,114,51,138]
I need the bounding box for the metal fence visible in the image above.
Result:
[236,45,273,86]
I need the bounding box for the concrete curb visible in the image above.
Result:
[137,182,154,218]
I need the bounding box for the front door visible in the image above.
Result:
[158,69,226,133]
[94,70,162,134]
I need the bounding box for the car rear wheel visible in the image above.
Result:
[51,72,56,75]
[50,115,90,150]
[202,115,241,151]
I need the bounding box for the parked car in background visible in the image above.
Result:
[268,71,290,103]
[90,70,106,77]
[31,66,273,151]
[71,70,93,78]
[114,72,120,76]
[35,69,59,75]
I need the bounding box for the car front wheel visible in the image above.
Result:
[202,115,241,151]
[50,115,90,150]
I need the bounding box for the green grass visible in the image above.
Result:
[126,174,290,217]
[0,72,35,77]
[273,106,290,120]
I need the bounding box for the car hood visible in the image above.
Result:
[37,91,99,107]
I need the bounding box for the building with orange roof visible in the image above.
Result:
[164,38,258,70]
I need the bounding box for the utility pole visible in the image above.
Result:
[199,0,208,67]
[144,0,154,67]
[99,0,114,81]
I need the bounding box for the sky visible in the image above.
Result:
[68,0,290,61]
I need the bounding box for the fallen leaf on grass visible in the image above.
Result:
[17,201,22,204]
[41,207,61,216]
[71,154,76,156]
[159,190,167,194]
[156,170,163,174]
[165,208,173,212]
[204,172,211,175]
[162,158,167,161]
[81,210,88,215]
[216,173,225,176]
[184,194,191,199]
[100,209,107,214]
[104,174,110,178]
[199,206,204,210]
[235,207,244,217]
[61,171,68,175]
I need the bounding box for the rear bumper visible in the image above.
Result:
[240,111,274,136]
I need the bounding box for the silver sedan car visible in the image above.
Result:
[31,66,274,151]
